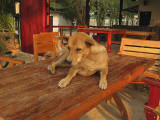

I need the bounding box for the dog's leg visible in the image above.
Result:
[58,66,79,88]
[99,68,108,89]
[47,52,68,74]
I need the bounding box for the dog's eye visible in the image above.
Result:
[76,48,82,52]
[68,47,70,51]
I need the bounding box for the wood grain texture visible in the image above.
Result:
[0,53,155,120]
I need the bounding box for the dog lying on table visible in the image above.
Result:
[47,32,109,89]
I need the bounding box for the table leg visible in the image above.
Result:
[142,36,147,40]
[97,33,100,43]
[123,32,126,38]
[112,93,131,120]
[105,32,111,52]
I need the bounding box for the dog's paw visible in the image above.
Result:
[58,79,70,88]
[99,80,107,89]
[47,65,55,74]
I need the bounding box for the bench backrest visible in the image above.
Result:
[119,38,160,73]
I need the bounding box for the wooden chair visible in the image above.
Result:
[118,38,160,84]
[142,77,160,120]
[0,56,25,69]
[33,32,59,61]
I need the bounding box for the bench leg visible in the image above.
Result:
[112,93,131,120]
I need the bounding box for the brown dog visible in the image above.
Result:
[47,32,109,89]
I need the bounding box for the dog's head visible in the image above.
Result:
[60,33,96,65]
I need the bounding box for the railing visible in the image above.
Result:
[51,25,88,36]
[89,26,111,28]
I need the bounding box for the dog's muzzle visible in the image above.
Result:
[66,60,72,65]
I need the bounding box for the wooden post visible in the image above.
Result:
[85,0,90,26]
[119,0,123,25]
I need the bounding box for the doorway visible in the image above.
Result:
[139,12,151,26]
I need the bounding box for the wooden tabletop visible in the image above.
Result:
[78,28,126,32]
[0,53,155,120]
[126,31,156,36]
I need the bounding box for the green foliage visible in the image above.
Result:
[0,14,15,32]
[123,0,138,18]
[50,0,86,25]
[91,0,120,26]
[50,0,138,26]
[90,0,138,26]
[58,0,78,23]
[0,36,7,54]
[0,0,19,15]
[0,0,18,54]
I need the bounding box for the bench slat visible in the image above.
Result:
[118,51,160,60]
[122,38,160,48]
[122,46,160,54]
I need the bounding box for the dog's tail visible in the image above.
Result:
[58,34,70,52]
[57,39,63,52]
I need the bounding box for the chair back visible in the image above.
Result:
[33,32,59,61]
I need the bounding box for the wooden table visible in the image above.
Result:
[78,28,126,52]
[126,31,156,40]
[0,53,155,120]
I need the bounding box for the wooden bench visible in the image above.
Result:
[0,56,25,69]
[118,38,160,84]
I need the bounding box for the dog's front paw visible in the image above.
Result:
[99,80,107,89]
[58,79,70,88]
[47,65,55,74]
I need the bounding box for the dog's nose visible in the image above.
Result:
[67,60,72,65]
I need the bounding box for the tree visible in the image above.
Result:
[90,0,120,26]
[0,0,19,15]
[122,0,138,26]
[51,0,87,25]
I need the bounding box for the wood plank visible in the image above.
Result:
[126,31,150,36]
[112,41,121,44]
[37,45,55,53]
[0,56,25,65]
[40,32,59,36]
[122,38,160,48]
[122,46,160,54]
[118,51,160,59]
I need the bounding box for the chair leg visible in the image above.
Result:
[106,96,112,104]
[112,92,131,120]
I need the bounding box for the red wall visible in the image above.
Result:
[21,0,50,54]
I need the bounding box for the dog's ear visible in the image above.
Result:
[85,38,95,47]
[59,35,70,43]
